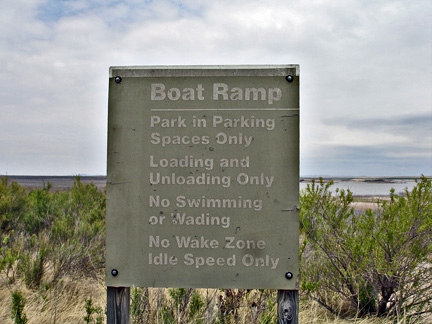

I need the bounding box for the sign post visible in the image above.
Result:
[106,65,299,323]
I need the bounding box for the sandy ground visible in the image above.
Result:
[350,196,391,211]
[350,201,379,211]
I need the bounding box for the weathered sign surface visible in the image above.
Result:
[106,65,299,289]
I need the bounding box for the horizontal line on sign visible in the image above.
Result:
[150,108,300,111]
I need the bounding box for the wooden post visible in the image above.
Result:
[277,290,299,324]
[107,287,130,324]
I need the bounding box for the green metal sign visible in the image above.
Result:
[106,65,299,289]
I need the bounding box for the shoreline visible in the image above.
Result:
[2,175,107,191]
[300,176,426,183]
[2,175,427,196]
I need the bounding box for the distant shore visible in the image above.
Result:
[2,175,107,191]
[300,176,426,183]
[3,175,426,191]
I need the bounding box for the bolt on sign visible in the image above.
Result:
[106,65,299,289]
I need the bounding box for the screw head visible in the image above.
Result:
[285,75,294,83]
[285,272,293,280]
[114,76,122,83]
[111,269,119,277]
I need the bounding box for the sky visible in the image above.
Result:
[0,0,431,177]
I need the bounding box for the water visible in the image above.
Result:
[300,180,418,196]
[5,175,420,196]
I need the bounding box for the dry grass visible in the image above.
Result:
[2,274,424,324]
[299,301,397,324]
[0,274,105,324]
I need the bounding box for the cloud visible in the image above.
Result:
[0,0,430,175]
[320,113,432,149]
[302,143,432,177]
[302,112,432,176]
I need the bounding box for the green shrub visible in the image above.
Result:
[130,287,150,324]
[1,177,106,289]
[83,297,104,324]
[11,290,27,324]
[22,186,52,234]
[18,244,48,290]
[158,293,176,324]
[0,177,27,231]
[300,176,432,320]
[259,297,277,324]
[0,237,20,283]
[189,290,204,321]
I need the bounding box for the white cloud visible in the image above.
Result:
[0,0,430,175]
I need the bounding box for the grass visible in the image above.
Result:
[1,277,426,323]
[0,275,105,323]
[2,276,431,323]
[1,176,430,323]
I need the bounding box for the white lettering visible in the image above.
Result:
[175,236,219,249]
[212,115,275,131]
[151,83,166,100]
[150,116,187,128]
[236,173,274,187]
[151,83,205,101]
[215,132,253,148]
[149,235,170,248]
[224,237,266,249]
[150,133,210,147]
[184,253,236,268]
[212,83,282,105]
[149,195,170,207]
[172,212,230,229]
[150,155,214,171]
[175,195,263,211]
[241,254,280,269]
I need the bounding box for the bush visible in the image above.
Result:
[83,297,104,324]
[300,176,432,321]
[0,177,27,231]
[22,186,53,234]
[130,288,150,324]
[0,234,20,283]
[189,290,205,321]
[19,244,48,289]
[11,290,27,324]
[0,177,106,288]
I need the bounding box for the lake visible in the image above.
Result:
[3,175,422,196]
[300,179,419,196]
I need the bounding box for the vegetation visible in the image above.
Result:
[0,175,431,323]
[0,177,106,323]
[300,176,432,322]
[83,297,104,324]
[11,290,27,324]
